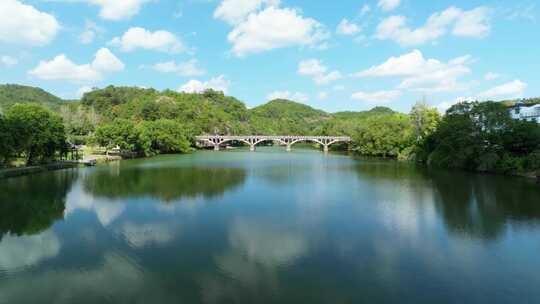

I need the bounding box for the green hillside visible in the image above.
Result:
[0,84,401,137]
[248,99,331,135]
[321,106,396,136]
[0,84,65,112]
[81,87,338,136]
[82,86,251,135]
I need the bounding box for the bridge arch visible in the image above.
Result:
[254,138,287,146]
[218,138,253,147]
[289,138,324,147]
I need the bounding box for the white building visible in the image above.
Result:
[509,102,540,123]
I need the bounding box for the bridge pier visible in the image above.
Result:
[214,144,220,151]
[323,145,329,153]
[250,145,256,152]
[286,144,292,152]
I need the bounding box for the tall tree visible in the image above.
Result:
[5,104,66,165]
[0,114,13,167]
[409,101,441,141]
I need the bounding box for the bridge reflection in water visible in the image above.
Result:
[196,135,352,152]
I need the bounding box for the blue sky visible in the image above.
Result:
[0,0,538,113]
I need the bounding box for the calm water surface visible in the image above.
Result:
[1,148,540,303]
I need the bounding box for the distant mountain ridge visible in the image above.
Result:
[0,84,67,112]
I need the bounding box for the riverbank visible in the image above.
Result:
[0,156,122,179]
[0,162,81,179]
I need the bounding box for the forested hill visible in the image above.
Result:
[81,86,251,135]
[77,86,397,136]
[249,99,331,135]
[0,84,399,136]
[0,84,66,112]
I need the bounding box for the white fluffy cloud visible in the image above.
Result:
[266,91,308,103]
[148,59,205,76]
[378,0,401,12]
[437,96,475,113]
[92,48,125,72]
[28,48,124,83]
[89,0,150,21]
[79,21,104,44]
[336,19,361,35]
[484,72,501,81]
[478,80,527,100]
[29,55,100,82]
[452,7,491,37]
[355,49,473,93]
[110,27,185,53]
[298,59,342,85]
[1,56,18,67]
[375,6,491,46]
[178,75,230,94]
[214,0,280,25]
[351,90,401,103]
[438,80,528,112]
[227,7,329,56]
[0,0,60,46]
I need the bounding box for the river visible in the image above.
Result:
[1,148,540,303]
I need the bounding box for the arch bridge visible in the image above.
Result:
[196,135,352,152]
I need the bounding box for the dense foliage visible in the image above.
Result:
[60,103,100,142]
[2,104,66,166]
[417,101,540,174]
[94,119,191,156]
[354,113,414,159]
[82,85,159,116]
[320,107,395,137]
[83,87,250,135]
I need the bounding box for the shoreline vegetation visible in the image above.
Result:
[1,84,539,181]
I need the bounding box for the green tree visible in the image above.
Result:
[59,103,100,143]
[410,101,441,141]
[426,112,479,169]
[94,119,142,152]
[0,114,14,166]
[137,120,191,155]
[5,104,66,165]
[354,113,414,158]
[422,101,540,173]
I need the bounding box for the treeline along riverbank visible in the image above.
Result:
[1,84,539,179]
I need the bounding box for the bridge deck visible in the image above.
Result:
[196,135,351,152]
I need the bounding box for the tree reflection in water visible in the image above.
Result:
[82,166,247,202]
[428,170,540,239]
[353,160,540,240]
[0,170,77,239]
